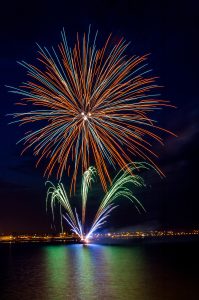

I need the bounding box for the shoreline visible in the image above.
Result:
[0,235,198,246]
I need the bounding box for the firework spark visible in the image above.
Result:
[8,28,174,191]
[46,163,149,241]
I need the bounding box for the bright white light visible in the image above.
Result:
[81,237,89,244]
[81,112,91,120]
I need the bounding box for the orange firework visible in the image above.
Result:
[8,27,175,191]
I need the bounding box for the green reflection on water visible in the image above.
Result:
[101,246,148,299]
[44,244,148,300]
[44,245,71,299]
[45,245,101,299]
[1,242,197,300]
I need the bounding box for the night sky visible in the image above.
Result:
[0,0,198,233]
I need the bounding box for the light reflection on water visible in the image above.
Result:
[44,244,148,299]
[0,242,198,299]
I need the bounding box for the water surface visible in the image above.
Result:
[0,241,198,299]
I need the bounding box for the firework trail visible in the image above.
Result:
[81,166,96,231]
[8,27,174,191]
[46,163,150,241]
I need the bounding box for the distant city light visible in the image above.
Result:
[0,230,198,243]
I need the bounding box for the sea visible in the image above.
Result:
[0,239,198,300]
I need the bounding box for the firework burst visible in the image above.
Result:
[46,163,149,241]
[8,27,174,191]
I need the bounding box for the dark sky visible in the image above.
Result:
[0,0,198,233]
